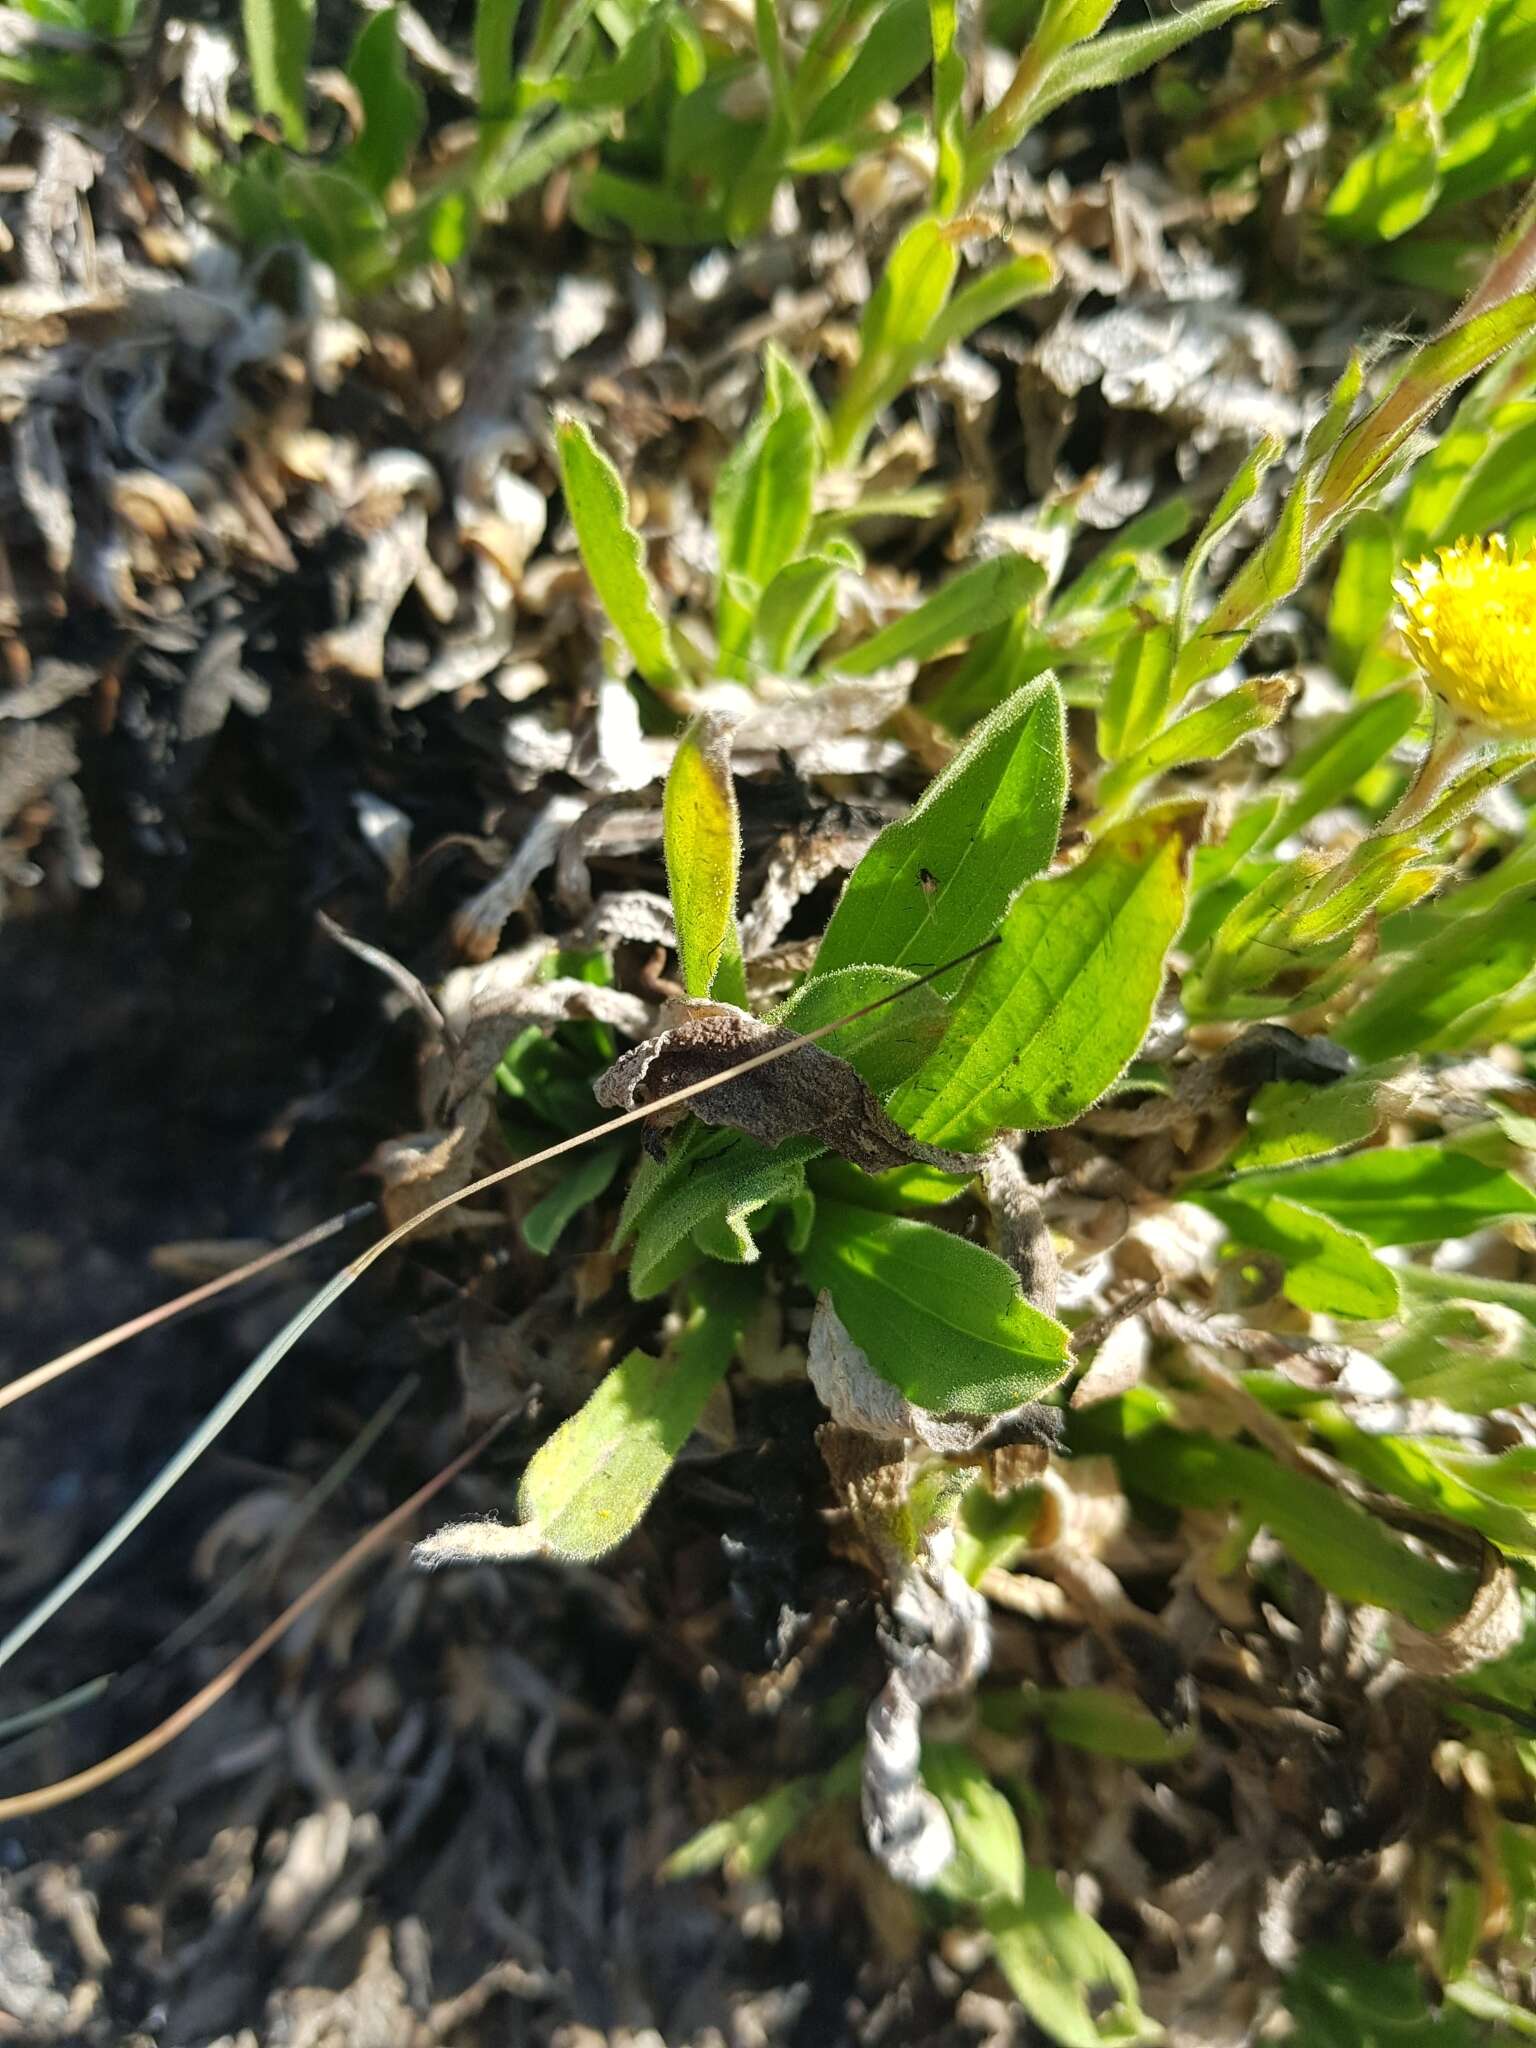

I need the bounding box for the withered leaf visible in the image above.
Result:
[593,998,985,1176]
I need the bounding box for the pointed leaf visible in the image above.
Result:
[556,416,677,687]
[836,552,1046,675]
[816,672,1066,979]
[897,803,1200,1148]
[1234,1142,1536,1247]
[714,345,820,671]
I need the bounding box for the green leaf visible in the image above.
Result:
[1233,1142,1536,1247]
[662,1749,862,1880]
[1078,1400,1477,1629]
[836,552,1046,676]
[754,546,855,674]
[987,1684,1195,1763]
[1327,511,1397,683]
[1231,1074,1391,1171]
[506,1270,756,1561]
[522,1141,624,1255]
[921,1744,1026,1906]
[985,1870,1152,2048]
[1098,622,1174,763]
[714,345,820,672]
[1175,434,1285,644]
[801,1201,1070,1414]
[664,715,746,1002]
[475,0,524,121]
[1265,686,1421,843]
[244,0,315,147]
[621,1132,821,1298]
[773,967,950,1093]
[555,416,677,686]
[1285,1944,1485,2048]
[925,251,1057,354]
[343,8,424,197]
[1327,124,1443,243]
[1339,893,1536,1061]
[930,0,965,214]
[964,0,1273,200]
[1197,1188,1400,1320]
[1099,673,1294,810]
[828,215,959,464]
[1306,1412,1536,1557]
[815,672,1066,979]
[895,803,1199,1148]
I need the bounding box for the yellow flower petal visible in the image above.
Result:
[1395,533,1536,738]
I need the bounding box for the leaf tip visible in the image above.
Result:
[413,1517,543,1570]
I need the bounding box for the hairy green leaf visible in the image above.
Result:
[555,416,676,686]
[816,672,1066,979]
[509,1270,757,1561]
[896,803,1200,1148]
[773,966,950,1093]
[1231,1073,1392,1171]
[1339,893,1536,1061]
[836,553,1046,676]
[622,1133,821,1298]
[802,1200,1070,1414]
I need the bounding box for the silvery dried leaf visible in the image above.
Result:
[451,793,586,961]
[740,813,881,958]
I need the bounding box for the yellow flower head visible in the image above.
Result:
[1395,533,1536,738]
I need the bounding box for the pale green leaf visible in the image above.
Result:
[1100,673,1294,809]
[414,1269,756,1567]
[828,215,959,463]
[986,1871,1152,2048]
[244,0,315,147]
[836,553,1046,677]
[514,1270,756,1560]
[714,344,820,671]
[556,416,677,686]
[921,1743,1026,1907]
[1098,623,1174,763]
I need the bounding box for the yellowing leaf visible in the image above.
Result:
[664,714,746,1002]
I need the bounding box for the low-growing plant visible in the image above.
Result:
[7,4,1536,2039]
